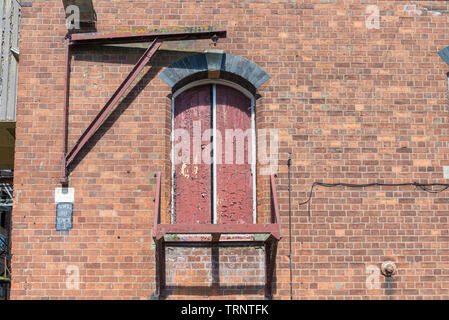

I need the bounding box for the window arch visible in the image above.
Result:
[159,52,270,95]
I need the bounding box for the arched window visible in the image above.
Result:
[172,81,256,225]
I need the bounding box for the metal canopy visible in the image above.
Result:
[61,27,226,183]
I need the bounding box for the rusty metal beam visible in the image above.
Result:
[270,173,282,237]
[264,235,278,299]
[163,241,266,247]
[155,238,166,298]
[153,172,164,298]
[61,36,71,184]
[69,28,226,46]
[155,224,281,241]
[64,38,162,172]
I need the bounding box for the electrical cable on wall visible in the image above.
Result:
[298,181,449,217]
[286,158,449,299]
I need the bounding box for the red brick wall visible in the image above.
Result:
[10,0,449,299]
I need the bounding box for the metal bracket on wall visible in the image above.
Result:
[60,28,226,183]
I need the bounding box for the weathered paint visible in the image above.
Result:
[153,171,282,241]
[215,85,253,224]
[174,84,212,224]
[173,84,254,224]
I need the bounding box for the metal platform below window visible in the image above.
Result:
[152,172,282,299]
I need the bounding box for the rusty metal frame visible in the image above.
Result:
[69,29,226,46]
[152,172,282,299]
[60,28,227,183]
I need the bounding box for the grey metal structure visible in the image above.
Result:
[0,0,21,121]
[0,182,12,210]
[0,170,11,300]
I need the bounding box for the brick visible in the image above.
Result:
[9,0,449,301]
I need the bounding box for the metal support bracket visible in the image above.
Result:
[264,235,278,299]
[61,38,161,183]
[155,238,166,297]
[60,28,226,183]
[66,38,162,170]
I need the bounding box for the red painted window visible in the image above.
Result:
[173,83,254,224]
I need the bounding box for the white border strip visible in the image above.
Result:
[251,96,257,224]
[212,84,217,224]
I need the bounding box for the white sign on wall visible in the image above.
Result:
[55,187,75,203]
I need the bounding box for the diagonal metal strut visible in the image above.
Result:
[60,28,226,183]
[64,38,162,171]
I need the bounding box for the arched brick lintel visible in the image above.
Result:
[159,52,270,94]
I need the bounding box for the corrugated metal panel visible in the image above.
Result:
[0,0,21,122]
